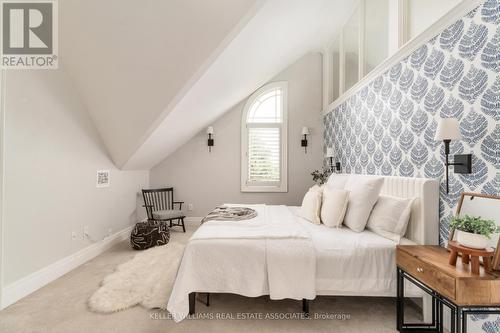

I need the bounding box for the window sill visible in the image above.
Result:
[241,185,288,193]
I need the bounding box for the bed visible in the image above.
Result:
[167,175,439,322]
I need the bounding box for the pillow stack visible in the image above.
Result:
[298,185,323,224]
[299,174,414,243]
[342,175,384,232]
[320,185,349,228]
[326,174,350,189]
[366,195,414,242]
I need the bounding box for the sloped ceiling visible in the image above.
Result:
[60,0,259,167]
[60,0,357,170]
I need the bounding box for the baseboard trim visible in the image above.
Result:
[185,217,202,225]
[0,225,134,310]
[140,217,201,225]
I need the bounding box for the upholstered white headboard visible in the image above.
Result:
[338,174,440,245]
[379,176,439,245]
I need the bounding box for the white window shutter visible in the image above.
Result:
[248,127,280,183]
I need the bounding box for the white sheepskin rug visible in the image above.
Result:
[88,242,185,313]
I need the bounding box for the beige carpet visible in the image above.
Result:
[0,223,421,333]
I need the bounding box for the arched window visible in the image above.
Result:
[241,82,287,192]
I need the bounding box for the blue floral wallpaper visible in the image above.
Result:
[325,0,499,243]
[324,1,499,331]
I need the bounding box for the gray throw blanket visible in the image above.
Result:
[201,206,257,224]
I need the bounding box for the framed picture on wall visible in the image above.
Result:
[96,170,110,188]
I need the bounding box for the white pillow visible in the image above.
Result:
[367,195,414,242]
[321,186,349,228]
[343,175,384,232]
[326,174,350,189]
[299,185,323,224]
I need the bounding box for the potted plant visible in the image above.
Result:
[311,168,331,185]
[450,215,500,249]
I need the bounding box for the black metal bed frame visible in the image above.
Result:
[397,267,500,333]
[188,292,310,316]
[186,269,500,329]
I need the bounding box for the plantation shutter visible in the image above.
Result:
[248,127,280,183]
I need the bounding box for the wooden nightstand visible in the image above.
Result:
[396,245,500,333]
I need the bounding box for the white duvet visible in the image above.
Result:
[167,204,316,322]
[192,204,309,240]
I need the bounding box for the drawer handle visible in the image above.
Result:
[417,267,424,273]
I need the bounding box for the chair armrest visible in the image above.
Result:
[142,204,154,220]
[173,201,184,209]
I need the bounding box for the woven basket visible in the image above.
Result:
[130,221,170,250]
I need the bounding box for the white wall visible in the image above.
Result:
[0,70,5,305]
[2,68,148,286]
[364,0,390,74]
[60,0,258,167]
[407,0,463,40]
[150,53,323,217]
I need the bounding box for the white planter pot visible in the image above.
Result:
[456,230,489,249]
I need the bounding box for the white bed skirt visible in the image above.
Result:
[167,205,316,322]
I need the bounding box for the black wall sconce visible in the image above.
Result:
[326,147,341,173]
[207,126,214,152]
[434,118,472,194]
[301,127,309,153]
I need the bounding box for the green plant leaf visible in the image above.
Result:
[450,215,498,238]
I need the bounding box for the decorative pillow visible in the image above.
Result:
[367,195,414,242]
[343,176,384,232]
[326,174,350,189]
[320,187,349,228]
[299,185,323,224]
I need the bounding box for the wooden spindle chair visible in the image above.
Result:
[142,188,186,232]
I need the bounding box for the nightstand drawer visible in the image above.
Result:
[397,250,456,300]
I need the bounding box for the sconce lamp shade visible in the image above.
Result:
[326,147,334,158]
[435,118,462,141]
[206,126,214,135]
[302,127,309,135]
